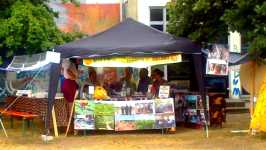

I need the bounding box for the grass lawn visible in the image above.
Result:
[1,113,266,150]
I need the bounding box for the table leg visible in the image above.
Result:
[10,117,13,128]
[22,118,26,136]
[0,117,8,137]
[27,119,30,128]
[31,119,35,136]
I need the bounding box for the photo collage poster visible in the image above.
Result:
[74,100,95,130]
[154,98,176,129]
[115,99,176,131]
[114,100,156,131]
[184,95,206,125]
[206,44,229,76]
[174,94,206,125]
[74,99,175,131]
[74,100,116,130]
[93,101,115,130]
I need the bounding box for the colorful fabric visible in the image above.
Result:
[250,78,266,132]
[62,79,78,103]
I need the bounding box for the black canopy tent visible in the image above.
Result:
[45,18,204,134]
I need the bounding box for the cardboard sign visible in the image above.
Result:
[88,86,95,94]
[159,86,170,98]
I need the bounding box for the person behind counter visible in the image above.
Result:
[103,68,122,96]
[151,69,166,96]
[80,67,99,98]
[120,67,136,96]
[137,68,152,94]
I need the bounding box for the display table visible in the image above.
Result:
[4,96,68,127]
[74,98,176,131]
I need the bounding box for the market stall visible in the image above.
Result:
[45,18,205,135]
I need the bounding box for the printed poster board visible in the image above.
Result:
[206,44,229,76]
[183,95,206,125]
[74,100,95,130]
[74,98,175,131]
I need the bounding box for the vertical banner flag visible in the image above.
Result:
[229,31,241,99]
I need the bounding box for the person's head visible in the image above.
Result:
[152,69,164,81]
[104,68,117,84]
[139,68,149,79]
[124,67,133,80]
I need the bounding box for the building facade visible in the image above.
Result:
[49,0,121,35]
[125,0,170,32]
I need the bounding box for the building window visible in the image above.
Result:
[150,7,168,32]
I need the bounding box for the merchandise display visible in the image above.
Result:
[174,93,207,125]
[74,98,175,131]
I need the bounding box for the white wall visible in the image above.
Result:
[137,0,170,25]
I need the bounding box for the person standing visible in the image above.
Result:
[151,69,166,97]
[120,67,136,96]
[137,68,152,94]
[80,67,99,98]
[61,59,79,122]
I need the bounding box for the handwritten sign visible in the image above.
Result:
[159,86,170,99]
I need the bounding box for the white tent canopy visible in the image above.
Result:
[6,51,60,72]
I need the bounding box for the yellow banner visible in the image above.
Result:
[83,54,182,68]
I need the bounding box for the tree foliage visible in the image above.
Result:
[167,0,266,60]
[0,0,84,63]
[167,0,233,45]
[222,0,266,60]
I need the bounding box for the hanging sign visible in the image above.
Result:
[159,85,170,99]
[229,31,241,99]
[83,54,182,68]
[206,44,229,76]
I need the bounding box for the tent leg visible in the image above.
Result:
[0,117,8,137]
[65,102,75,137]
[52,106,58,137]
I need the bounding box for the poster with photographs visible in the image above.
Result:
[135,115,155,130]
[94,101,115,130]
[199,110,208,125]
[115,115,136,131]
[155,113,176,129]
[114,100,155,131]
[183,95,207,125]
[184,95,197,109]
[135,101,154,115]
[184,109,200,124]
[155,98,174,114]
[114,101,135,115]
[95,115,115,130]
[154,98,175,128]
[174,93,186,122]
[184,95,204,110]
[206,44,229,76]
[74,100,95,130]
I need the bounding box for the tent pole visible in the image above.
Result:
[45,63,61,136]
[250,61,256,117]
[249,61,256,135]
[0,117,8,137]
